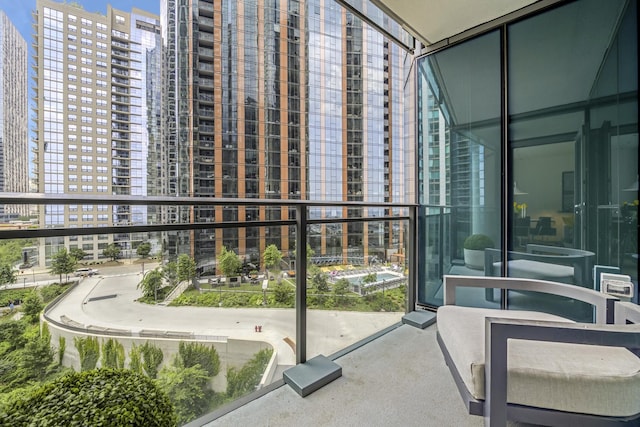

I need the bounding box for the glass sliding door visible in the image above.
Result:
[416,31,502,308]
[506,0,637,320]
[415,0,637,311]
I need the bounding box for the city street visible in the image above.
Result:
[45,265,403,366]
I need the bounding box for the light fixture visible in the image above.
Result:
[514,182,527,195]
[623,175,638,192]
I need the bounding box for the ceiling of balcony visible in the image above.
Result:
[371,0,538,46]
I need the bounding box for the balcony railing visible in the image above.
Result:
[0,193,416,425]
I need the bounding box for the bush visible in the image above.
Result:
[463,234,495,250]
[176,342,220,377]
[0,369,176,426]
[226,348,273,399]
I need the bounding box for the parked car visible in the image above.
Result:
[74,268,99,277]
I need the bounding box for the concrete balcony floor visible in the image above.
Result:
[203,322,516,427]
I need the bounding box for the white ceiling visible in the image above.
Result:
[371,0,539,46]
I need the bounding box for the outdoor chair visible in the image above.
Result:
[436,275,640,426]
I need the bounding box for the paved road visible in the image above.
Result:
[46,270,402,366]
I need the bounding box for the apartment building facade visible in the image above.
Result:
[33,0,162,264]
[0,12,29,218]
[162,0,410,268]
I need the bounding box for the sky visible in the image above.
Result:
[1,0,161,41]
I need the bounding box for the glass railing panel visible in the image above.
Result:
[306,219,408,361]
[0,196,413,426]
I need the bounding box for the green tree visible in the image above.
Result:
[0,263,16,286]
[138,268,164,301]
[273,281,293,304]
[362,272,378,284]
[49,248,76,283]
[177,254,196,284]
[157,365,211,425]
[0,320,27,351]
[263,244,282,275]
[290,243,315,265]
[217,246,241,277]
[162,261,179,287]
[102,243,121,262]
[0,240,31,266]
[176,342,220,377]
[58,336,66,365]
[128,344,143,374]
[22,291,44,324]
[22,328,54,381]
[101,338,125,369]
[310,269,329,293]
[136,242,152,259]
[74,336,100,371]
[68,247,87,261]
[333,278,350,303]
[1,369,176,426]
[140,342,164,379]
[226,348,273,399]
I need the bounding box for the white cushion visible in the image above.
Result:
[437,305,640,417]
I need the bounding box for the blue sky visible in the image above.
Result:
[2,0,161,41]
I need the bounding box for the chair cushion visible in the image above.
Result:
[437,305,640,417]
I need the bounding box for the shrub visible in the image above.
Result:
[463,234,495,250]
[176,342,220,377]
[0,369,176,426]
[74,336,100,371]
[226,348,273,399]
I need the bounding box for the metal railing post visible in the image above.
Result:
[407,205,417,313]
[295,204,308,364]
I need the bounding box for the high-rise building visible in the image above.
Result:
[32,0,161,264]
[162,0,409,267]
[0,12,28,218]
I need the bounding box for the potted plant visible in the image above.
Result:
[463,234,495,270]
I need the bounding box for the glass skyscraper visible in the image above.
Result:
[162,0,409,267]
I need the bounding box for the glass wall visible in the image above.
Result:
[417,0,638,315]
[417,31,502,307]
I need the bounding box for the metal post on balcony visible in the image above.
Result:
[295,204,307,364]
[407,205,417,312]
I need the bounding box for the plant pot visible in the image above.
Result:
[463,249,485,270]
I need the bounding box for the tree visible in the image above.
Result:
[0,263,16,285]
[140,342,164,379]
[101,339,125,369]
[49,248,76,283]
[128,344,143,374]
[162,261,179,288]
[22,291,44,324]
[273,281,293,304]
[333,278,350,303]
[138,268,164,301]
[177,254,196,284]
[157,365,211,425]
[102,243,121,262]
[226,348,273,399]
[21,329,54,381]
[362,272,378,284]
[1,369,176,426]
[217,246,241,277]
[74,336,100,371]
[263,244,282,274]
[176,342,220,377]
[310,269,329,292]
[136,242,152,259]
[68,248,87,261]
[290,243,315,265]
